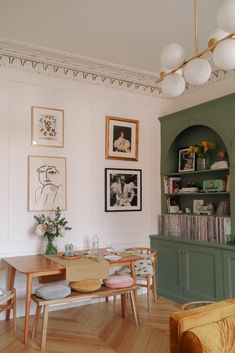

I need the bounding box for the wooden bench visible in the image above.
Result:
[31,284,140,349]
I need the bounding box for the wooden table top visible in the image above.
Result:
[3,251,142,274]
[3,254,65,274]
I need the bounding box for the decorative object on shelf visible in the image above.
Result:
[193,200,204,214]
[157,0,235,97]
[28,155,67,211]
[203,179,226,193]
[178,148,196,172]
[34,207,72,255]
[164,176,182,194]
[31,106,64,148]
[64,243,74,257]
[188,141,216,170]
[194,202,214,216]
[105,168,142,212]
[105,116,139,161]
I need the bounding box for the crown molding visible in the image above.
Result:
[0,38,234,98]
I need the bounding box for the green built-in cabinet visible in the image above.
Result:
[150,93,235,303]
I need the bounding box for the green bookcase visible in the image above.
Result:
[150,92,235,303]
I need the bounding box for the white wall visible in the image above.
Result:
[0,66,171,317]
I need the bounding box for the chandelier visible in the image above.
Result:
[158,0,235,97]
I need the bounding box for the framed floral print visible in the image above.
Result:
[105,168,142,212]
[105,116,139,161]
[28,155,67,211]
[31,106,64,147]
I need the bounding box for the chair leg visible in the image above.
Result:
[113,295,117,307]
[41,305,49,350]
[32,303,41,338]
[121,294,126,318]
[130,290,139,327]
[12,288,16,331]
[147,275,151,312]
[152,273,157,303]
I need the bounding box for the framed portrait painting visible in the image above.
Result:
[31,106,64,147]
[105,168,142,212]
[105,116,139,161]
[178,148,196,172]
[28,155,67,211]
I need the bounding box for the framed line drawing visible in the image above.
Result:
[178,148,196,172]
[105,168,142,212]
[28,155,67,211]
[31,106,64,147]
[105,116,139,161]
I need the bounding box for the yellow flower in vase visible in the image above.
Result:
[188,141,216,170]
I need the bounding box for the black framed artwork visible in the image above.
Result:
[105,168,142,212]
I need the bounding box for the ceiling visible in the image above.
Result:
[0,0,224,76]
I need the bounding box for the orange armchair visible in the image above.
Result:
[169,298,235,353]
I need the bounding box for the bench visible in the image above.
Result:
[31,284,140,349]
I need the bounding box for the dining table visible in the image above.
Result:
[3,249,142,344]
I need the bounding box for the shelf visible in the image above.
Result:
[165,192,230,196]
[165,168,229,177]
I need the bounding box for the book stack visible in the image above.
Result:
[164,176,181,194]
[210,160,228,169]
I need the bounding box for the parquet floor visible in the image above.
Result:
[0,294,181,353]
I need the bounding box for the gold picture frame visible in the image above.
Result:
[31,106,64,148]
[105,116,139,161]
[28,155,67,211]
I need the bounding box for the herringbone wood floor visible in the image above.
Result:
[0,294,181,353]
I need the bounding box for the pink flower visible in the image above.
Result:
[36,224,48,237]
[51,227,57,234]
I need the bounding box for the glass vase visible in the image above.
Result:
[197,157,210,171]
[44,237,57,255]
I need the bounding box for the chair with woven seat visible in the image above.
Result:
[0,288,16,330]
[116,247,157,311]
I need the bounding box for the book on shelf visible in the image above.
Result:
[226,175,230,192]
[210,160,228,169]
[164,176,181,194]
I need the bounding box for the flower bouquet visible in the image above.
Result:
[34,207,72,255]
[188,141,216,170]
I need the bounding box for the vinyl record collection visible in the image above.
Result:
[159,214,231,244]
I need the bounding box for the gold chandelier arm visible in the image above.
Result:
[157,32,235,84]
[194,0,198,56]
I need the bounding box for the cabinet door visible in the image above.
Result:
[223,250,235,298]
[151,239,183,302]
[182,245,224,301]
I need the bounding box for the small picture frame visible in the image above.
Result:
[28,155,67,211]
[105,168,142,212]
[178,148,196,172]
[193,200,204,214]
[31,106,64,147]
[105,116,139,161]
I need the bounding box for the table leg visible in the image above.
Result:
[24,274,33,344]
[121,293,126,318]
[6,267,16,320]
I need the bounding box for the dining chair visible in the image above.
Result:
[0,288,16,330]
[116,247,157,312]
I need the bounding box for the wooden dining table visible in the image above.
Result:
[3,250,142,344]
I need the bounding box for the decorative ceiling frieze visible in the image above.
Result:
[0,38,233,98]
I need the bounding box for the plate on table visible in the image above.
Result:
[59,253,81,260]
[104,255,122,261]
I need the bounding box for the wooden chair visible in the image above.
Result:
[0,288,16,330]
[116,247,157,312]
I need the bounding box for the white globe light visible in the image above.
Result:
[161,73,186,97]
[217,0,235,33]
[160,43,186,70]
[208,28,230,43]
[213,39,235,70]
[183,58,212,85]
